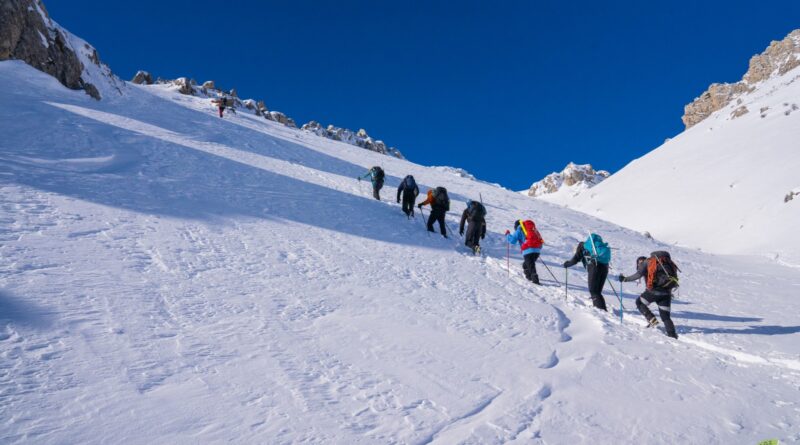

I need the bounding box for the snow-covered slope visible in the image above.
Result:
[553,63,800,266]
[1,60,799,444]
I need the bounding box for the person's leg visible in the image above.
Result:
[465,223,479,248]
[426,209,435,232]
[636,291,657,323]
[523,253,540,284]
[436,211,446,236]
[655,294,677,338]
[589,264,608,310]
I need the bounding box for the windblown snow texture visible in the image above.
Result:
[1,61,799,444]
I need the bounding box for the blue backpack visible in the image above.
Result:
[584,233,611,265]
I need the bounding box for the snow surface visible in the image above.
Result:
[549,65,800,266]
[1,60,799,444]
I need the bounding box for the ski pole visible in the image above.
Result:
[539,257,561,286]
[565,267,568,300]
[619,281,624,323]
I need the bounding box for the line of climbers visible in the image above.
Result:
[357,165,681,339]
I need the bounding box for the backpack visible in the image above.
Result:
[432,187,450,211]
[468,201,486,220]
[646,251,680,291]
[402,175,417,191]
[371,166,385,182]
[519,220,544,248]
[583,233,611,265]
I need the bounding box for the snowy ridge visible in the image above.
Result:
[1,60,799,444]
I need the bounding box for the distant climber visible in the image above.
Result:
[358,166,385,200]
[506,219,543,284]
[563,233,611,311]
[396,175,419,217]
[618,251,681,339]
[459,200,486,254]
[418,187,450,237]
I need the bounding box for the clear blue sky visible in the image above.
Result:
[47,0,800,190]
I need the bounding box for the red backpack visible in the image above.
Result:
[519,220,544,250]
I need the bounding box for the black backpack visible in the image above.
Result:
[371,166,385,181]
[432,187,450,211]
[647,251,680,291]
[402,175,417,191]
[468,201,486,220]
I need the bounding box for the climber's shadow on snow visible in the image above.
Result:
[0,290,55,329]
[680,324,800,336]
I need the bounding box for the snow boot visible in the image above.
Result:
[647,318,660,328]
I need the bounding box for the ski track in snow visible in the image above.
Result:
[1,61,799,444]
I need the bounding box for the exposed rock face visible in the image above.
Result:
[526,163,609,198]
[172,77,194,95]
[202,80,214,90]
[131,70,153,85]
[0,0,120,100]
[683,29,800,128]
[300,121,405,159]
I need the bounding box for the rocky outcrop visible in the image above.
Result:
[300,121,404,159]
[526,163,609,198]
[131,70,153,85]
[0,0,120,100]
[172,77,194,95]
[202,80,214,90]
[683,29,800,128]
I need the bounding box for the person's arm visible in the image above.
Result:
[481,222,486,239]
[418,191,433,208]
[506,227,520,245]
[563,243,584,268]
[459,210,468,233]
[397,184,403,202]
[621,260,648,282]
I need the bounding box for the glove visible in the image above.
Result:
[417,204,423,209]
[357,177,361,182]
[397,199,400,204]
[459,230,464,236]
[562,261,569,268]
[481,233,485,239]
[618,274,625,282]
[505,230,510,235]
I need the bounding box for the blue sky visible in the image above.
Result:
[48,1,800,190]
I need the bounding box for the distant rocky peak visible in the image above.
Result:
[682,29,800,129]
[526,163,609,198]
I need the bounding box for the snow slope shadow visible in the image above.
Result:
[0,103,451,250]
[0,290,55,329]
[674,311,762,323]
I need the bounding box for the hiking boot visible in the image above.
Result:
[667,332,678,339]
[647,318,660,328]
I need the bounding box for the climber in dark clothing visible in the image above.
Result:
[459,200,486,254]
[563,234,611,311]
[396,175,419,217]
[618,252,680,339]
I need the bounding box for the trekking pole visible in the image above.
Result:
[565,268,568,301]
[419,207,430,236]
[619,281,624,323]
[605,278,624,322]
[506,241,510,277]
[539,257,561,286]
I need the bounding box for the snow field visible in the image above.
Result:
[1,60,799,443]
